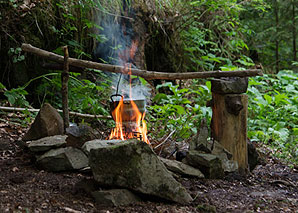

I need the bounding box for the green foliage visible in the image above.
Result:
[8,47,25,63]
[241,0,297,71]
[148,81,212,141]
[179,0,263,71]
[35,71,111,116]
[3,87,29,107]
[247,70,298,164]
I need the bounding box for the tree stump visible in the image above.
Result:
[211,91,248,174]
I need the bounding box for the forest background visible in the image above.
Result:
[0,0,297,165]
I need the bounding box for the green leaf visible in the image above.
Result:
[173,105,185,115]
[153,93,168,103]
[264,94,272,105]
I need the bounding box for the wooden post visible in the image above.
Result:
[211,92,249,174]
[62,46,70,131]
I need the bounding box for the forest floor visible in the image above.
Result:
[0,113,297,213]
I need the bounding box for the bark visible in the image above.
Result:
[211,93,248,174]
[21,44,263,80]
[62,46,70,131]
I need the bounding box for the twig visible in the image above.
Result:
[35,17,44,37]
[0,106,112,120]
[154,130,176,150]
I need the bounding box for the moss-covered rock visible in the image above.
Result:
[89,139,192,204]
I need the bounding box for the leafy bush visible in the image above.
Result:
[247,70,298,164]
[148,81,212,142]
[35,71,111,116]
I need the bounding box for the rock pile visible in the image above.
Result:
[182,118,238,178]
[21,103,243,207]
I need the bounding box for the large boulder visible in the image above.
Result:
[27,135,67,152]
[23,103,64,141]
[89,139,193,204]
[37,147,88,172]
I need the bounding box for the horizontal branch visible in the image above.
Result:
[22,43,263,80]
[0,106,112,120]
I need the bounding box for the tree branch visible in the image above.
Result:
[22,43,263,80]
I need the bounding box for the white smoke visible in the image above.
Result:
[94,6,151,103]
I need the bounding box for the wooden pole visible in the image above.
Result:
[21,43,263,80]
[62,46,70,131]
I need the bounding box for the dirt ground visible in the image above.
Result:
[0,116,297,212]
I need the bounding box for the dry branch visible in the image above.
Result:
[22,43,263,80]
[62,46,70,131]
[0,106,112,120]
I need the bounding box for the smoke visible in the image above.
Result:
[93,4,151,102]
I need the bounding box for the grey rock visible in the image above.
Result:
[209,140,232,160]
[23,103,64,141]
[211,77,248,94]
[222,159,238,173]
[82,139,124,156]
[216,152,238,173]
[89,139,192,204]
[92,189,141,207]
[28,135,67,152]
[37,147,88,172]
[159,157,204,178]
[209,141,237,173]
[66,125,97,148]
[184,151,224,179]
[189,118,210,153]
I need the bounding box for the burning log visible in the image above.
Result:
[21,43,263,80]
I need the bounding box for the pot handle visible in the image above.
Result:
[110,94,123,103]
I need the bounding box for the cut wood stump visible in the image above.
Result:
[211,93,248,174]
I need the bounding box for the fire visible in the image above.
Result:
[109,40,149,144]
[109,97,149,144]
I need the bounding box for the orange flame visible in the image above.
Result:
[109,97,149,144]
[109,40,149,144]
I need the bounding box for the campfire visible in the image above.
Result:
[108,40,149,144]
[109,96,149,144]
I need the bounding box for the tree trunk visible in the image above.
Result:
[293,0,297,62]
[275,0,279,73]
[211,93,248,174]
